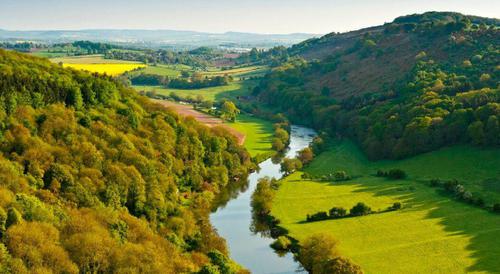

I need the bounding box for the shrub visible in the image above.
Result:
[376,170,387,177]
[329,207,348,218]
[390,202,402,210]
[444,180,459,192]
[493,203,500,213]
[301,172,311,180]
[429,179,441,187]
[387,169,406,179]
[350,202,371,216]
[333,171,350,181]
[306,211,329,222]
[473,197,485,207]
[271,236,292,250]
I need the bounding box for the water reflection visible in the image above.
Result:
[210,126,316,274]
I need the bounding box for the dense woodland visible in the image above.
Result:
[253,12,500,159]
[105,48,217,68]
[0,49,253,273]
[130,72,231,90]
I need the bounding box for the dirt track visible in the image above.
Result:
[154,100,246,145]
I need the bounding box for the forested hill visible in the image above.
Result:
[0,49,252,273]
[254,12,499,159]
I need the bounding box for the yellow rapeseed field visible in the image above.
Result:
[63,63,146,76]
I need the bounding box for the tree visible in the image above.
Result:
[298,147,314,165]
[220,100,239,122]
[329,207,347,218]
[321,87,331,96]
[333,171,350,181]
[299,233,340,272]
[274,128,289,144]
[317,257,364,274]
[468,121,485,145]
[271,236,292,250]
[485,116,499,145]
[280,158,303,175]
[387,169,406,180]
[251,177,275,217]
[6,208,22,228]
[6,222,78,273]
[493,203,500,213]
[390,202,402,210]
[350,202,371,216]
[272,138,285,152]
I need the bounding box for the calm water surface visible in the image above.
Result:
[210,125,316,274]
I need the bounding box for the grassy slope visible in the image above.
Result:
[272,141,500,274]
[128,64,192,78]
[227,114,274,157]
[307,141,500,204]
[201,65,268,78]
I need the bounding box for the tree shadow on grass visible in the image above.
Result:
[334,177,500,273]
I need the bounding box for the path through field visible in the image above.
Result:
[155,100,246,145]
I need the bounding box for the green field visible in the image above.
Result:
[228,114,274,157]
[31,50,69,58]
[128,64,192,78]
[306,141,500,205]
[134,80,256,102]
[272,141,500,274]
[201,65,268,78]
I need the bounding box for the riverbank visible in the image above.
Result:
[211,126,316,273]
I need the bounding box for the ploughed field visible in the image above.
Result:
[272,141,500,274]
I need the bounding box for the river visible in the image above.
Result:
[210,125,316,274]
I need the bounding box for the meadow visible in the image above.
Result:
[51,55,146,76]
[228,114,275,157]
[127,64,192,78]
[134,79,257,102]
[201,65,268,78]
[272,141,500,273]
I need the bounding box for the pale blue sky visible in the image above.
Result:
[1,0,499,34]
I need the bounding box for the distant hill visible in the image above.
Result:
[253,12,499,159]
[0,29,319,49]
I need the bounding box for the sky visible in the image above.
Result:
[1,0,499,34]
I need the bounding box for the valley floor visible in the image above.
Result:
[272,141,500,273]
[154,100,275,157]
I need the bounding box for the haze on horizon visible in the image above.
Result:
[1,0,499,34]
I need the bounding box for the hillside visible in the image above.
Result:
[253,12,499,159]
[272,141,500,273]
[0,49,253,273]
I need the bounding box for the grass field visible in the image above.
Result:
[31,50,69,58]
[134,80,256,102]
[272,141,500,274]
[306,141,500,205]
[201,65,268,78]
[227,114,274,157]
[128,64,192,78]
